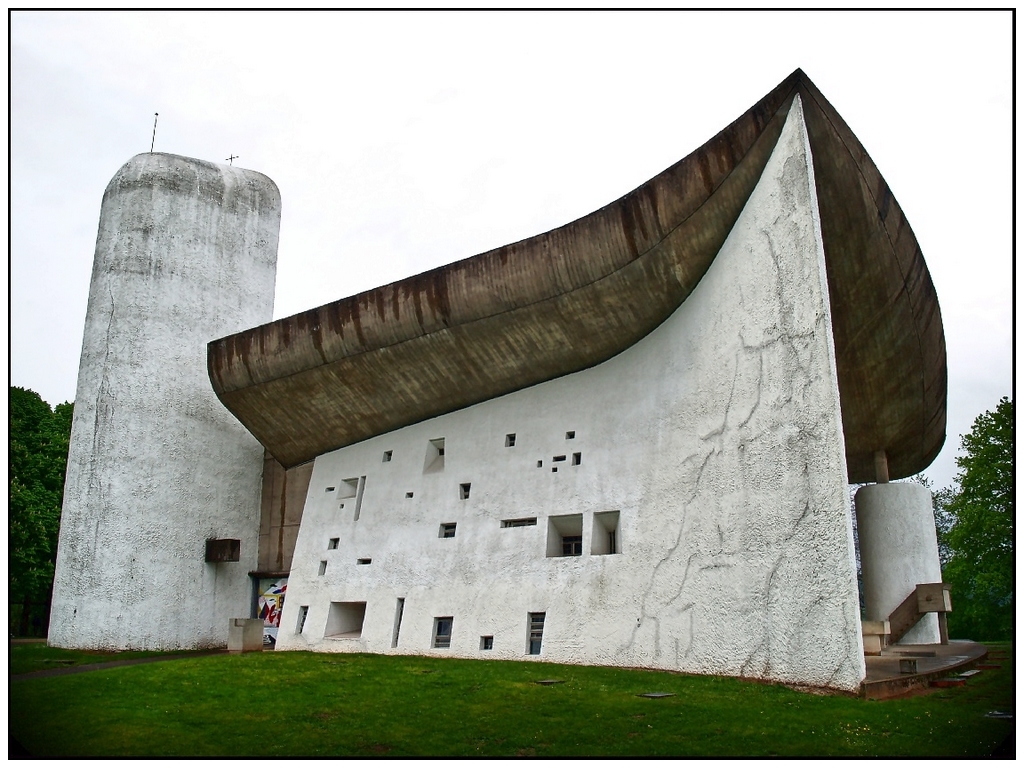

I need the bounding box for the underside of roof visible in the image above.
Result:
[208,69,946,483]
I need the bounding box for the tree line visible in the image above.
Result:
[10,387,73,637]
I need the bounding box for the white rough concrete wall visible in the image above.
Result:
[277,97,865,691]
[855,482,942,644]
[49,153,280,650]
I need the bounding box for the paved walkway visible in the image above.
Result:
[861,640,990,699]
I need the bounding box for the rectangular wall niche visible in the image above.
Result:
[325,601,367,638]
[546,514,583,557]
[424,438,446,473]
[439,523,457,539]
[205,538,240,562]
[338,476,366,521]
[591,511,621,555]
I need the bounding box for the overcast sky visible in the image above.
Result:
[10,10,1013,492]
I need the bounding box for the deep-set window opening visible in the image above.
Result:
[439,522,457,539]
[433,617,453,649]
[505,434,516,447]
[460,483,471,500]
[528,612,545,655]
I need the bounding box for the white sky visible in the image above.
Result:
[9,9,1014,493]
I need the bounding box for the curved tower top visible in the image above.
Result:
[208,70,945,483]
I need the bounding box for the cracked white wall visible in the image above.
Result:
[277,97,865,691]
[49,153,280,650]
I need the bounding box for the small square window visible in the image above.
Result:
[433,616,453,649]
[382,450,393,462]
[460,483,471,500]
[505,434,516,447]
[481,635,494,651]
[561,536,582,556]
[328,538,339,550]
[318,560,327,576]
[439,522,457,539]
[565,431,575,440]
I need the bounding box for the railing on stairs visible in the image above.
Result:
[887,582,952,645]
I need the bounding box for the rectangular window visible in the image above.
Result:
[505,433,516,447]
[572,452,581,466]
[318,560,327,576]
[296,605,309,634]
[546,513,583,557]
[328,538,339,550]
[357,557,372,565]
[460,483,471,500]
[325,601,366,638]
[382,450,393,462]
[553,455,566,462]
[528,612,545,655]
[561,536,582,556]
[592,511,621,555]
[502,517,537,528]
[480,635,494,651]
[392,597,405,648]
[439,522,457,539]
[433,616,453,649]
[565,431,575,439]
[425,438,446,473]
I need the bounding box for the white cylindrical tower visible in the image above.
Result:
[49,153,280,650]
[856,482,943,644]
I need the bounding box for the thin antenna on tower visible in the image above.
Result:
[150,113,159,153]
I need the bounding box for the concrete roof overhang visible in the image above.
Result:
[208,69,946,483]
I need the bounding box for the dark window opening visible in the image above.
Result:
[528,612,545,655]
[572,452,581,466]
[505,434,516,447]
[433,617,453,649]
[382,450,393,462]
[565,431,575,440]
[561,536,583,556]
[460,483,471,500]
[440,522,457,539]
[481,635,494,651]
[357,557,372,565]
[502,517,537,528]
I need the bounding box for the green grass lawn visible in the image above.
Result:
[10,643,1013,757]
[9,641,217,676]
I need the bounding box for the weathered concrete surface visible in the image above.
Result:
[855,482,943,644]
[49,153,280,650]
[275,98,865,692]
[209,69,945,484]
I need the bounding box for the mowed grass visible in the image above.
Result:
[10,643,1013,757]
[9,641,216,676]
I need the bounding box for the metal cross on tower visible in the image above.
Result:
[226,154,239,165]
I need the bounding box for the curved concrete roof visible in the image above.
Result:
[208,69,945,483]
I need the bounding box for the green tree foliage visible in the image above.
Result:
[935,397,1013,641]
[9,387,73,636]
